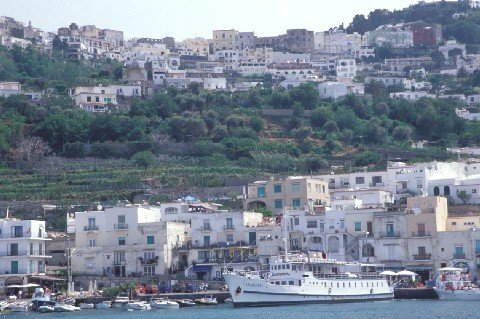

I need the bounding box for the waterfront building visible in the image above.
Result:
[71,206,189,278]
[0,216,50,294]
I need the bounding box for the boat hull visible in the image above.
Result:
[224,273,393,308]
[435,288,480,301]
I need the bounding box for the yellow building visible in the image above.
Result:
[212,29,237,52]
[244,176,329,213]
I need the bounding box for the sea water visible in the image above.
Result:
[2,300,478,319]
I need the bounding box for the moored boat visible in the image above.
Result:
[435,267,480,301]
[0,301,10,312]
[54,303,77,312]
[111,293,131,308]
[176,299,196,307]
[223,253,393,308]
[79,303,94,309]
[152,299,179,309]
[10,301,28,312]
[195,296,218,305]
[95,301,112,309]
[126,301,151,310]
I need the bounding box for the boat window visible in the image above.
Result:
[337,283,339,288]
[282,265,286,270]
[276,281,280,285]
[355,283,357,288]
[331,282,333,288]
[271,282,274,284]
[292,265,296,271]
[366,282,369,287]
[286,265,290,269]
[289,281,294,285]
[343,282,345,288]
[349,282,351,288]
[361,283,363,287]
[377,282,379,287]
[281,281,286,285]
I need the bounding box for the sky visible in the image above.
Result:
[0,0,423,40]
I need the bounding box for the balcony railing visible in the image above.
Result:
[138,256,159,265]
[413,254,431,260]
[114,260,126,266]
[453,253,466,259]
[200,226,212,231]
[378,231,401,238]
[84,225,99,231]
[223,225,235,230]
[412,231,431,237]
[0,250,51,257]
[114,223,128,230]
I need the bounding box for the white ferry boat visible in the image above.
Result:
[435,267,480,301]
[223,253,393,307]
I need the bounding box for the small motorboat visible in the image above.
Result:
[126,301,151,310]
[153,299,179,309]
[79,302,94,309]
[10,301,28,312]
[95,301,112,309]
[176,299,196,307]
[38,305,55,313]
[195,296,218,305]
[54,303,76,312]
[224,297,233,304]
[111,293,131,308]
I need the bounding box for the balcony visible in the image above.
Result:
[138,256,159,265]
[223,225,235,231]
[200,226,212,231]
[413,254,431,261]
[84,225,99,232]
[453,253,466,259]
[114,223,128,230]
[114,260,126,266]
[411,231,431,237]
[378,231,401,238]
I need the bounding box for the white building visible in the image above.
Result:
[71,206,189,278]
[0,82,21,97]
[389,91,435,101]
[314,30,362,56]
[318,81,364,100]
[70,86,117,112]
[456,108,480,121]
[237,61,268,76]
[0,217,50,294]
[335,58,357,79]
[438,40,466,59]
[364,25,414,48]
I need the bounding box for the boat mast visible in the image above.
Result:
[282,209,288,261]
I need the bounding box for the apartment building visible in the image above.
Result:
[0,218,50,294]
[71,206,189,278]
[70,86,117,112]
[244,176,329,213]
[0,81,21,97]
[212,29,237,52]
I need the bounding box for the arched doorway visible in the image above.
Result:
[362,244,375,257]
[433,186,440,196]
[444,186,450,196]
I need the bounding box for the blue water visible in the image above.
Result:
[2,301,479,319]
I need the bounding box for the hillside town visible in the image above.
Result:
[4,0,480,310]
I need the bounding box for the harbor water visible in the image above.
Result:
[3,300,478,319]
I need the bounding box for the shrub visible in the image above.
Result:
[131,151,156,168]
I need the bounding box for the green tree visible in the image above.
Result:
[131,150,155,168]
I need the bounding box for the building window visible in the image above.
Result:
[319,222,325,231]
[95,96,100,102]
[257,186,266,198]
[292,183,301,193]
[198,250,211,260]
[85,257,94,270]
[292,198,301,207]
[203,236,210,246]
[340,219,345,229]
[355,177,365,184]
[147,236,154,245]
[274,200,283,209]
[354,222,361,231]
[473,189,477,194]
[12,226,23,238]
[118,237,126,245]
[294,217,300,226]
[165,207,178,214]
[386,223,395,237]
[226,234,234,243]
[307,221,317,228]
[144,265,155,277]
[89,239,96,247]
[274,184,282,193]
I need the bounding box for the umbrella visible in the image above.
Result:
[396,270,417,276]
[380,270,397,276]
[6,285,21,288]
[24,283,40,288]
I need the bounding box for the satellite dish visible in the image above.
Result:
[69,213,75,218]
